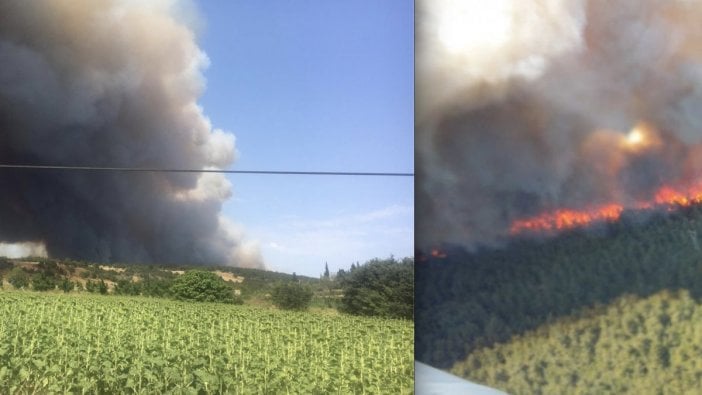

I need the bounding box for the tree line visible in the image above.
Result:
[270,257,413,319]
[0,256,414,320]
[416,203,702,368]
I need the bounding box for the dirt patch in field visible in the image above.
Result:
[16,261,39,270]
[99,265,126,273]
[214,271,244,283]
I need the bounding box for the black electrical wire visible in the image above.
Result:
[0,164,413,177]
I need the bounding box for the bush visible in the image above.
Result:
[114,279,142,296]
[271,282,313,311]
[32,272,57,291]
[141,277,174,298]
[8,267,30,289]
[170,270,238,303]
[60,279,74,293]
[98,279,108,295]
[339,257,413,320]
[85,280,105,293]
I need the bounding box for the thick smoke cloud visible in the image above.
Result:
[418,0,702,249]
[0,0,263,267]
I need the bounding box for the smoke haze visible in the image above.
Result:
[417,0,702,250]
[0,0,262,267]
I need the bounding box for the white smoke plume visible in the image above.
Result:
[0,0,263,268]
[418,0,702,249]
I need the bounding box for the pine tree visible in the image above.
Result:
[324,262,330,279]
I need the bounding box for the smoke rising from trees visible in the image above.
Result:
[417,0,702,249]
[0,0,262,267]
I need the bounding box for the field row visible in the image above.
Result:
[0,292,413,394]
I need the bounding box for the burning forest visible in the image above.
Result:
[417,0,702,251]
[416,2,702,391]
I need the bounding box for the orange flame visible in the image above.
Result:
[430,248,447,259]
[510,182,702,235]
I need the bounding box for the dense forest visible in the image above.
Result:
[416,202,702,382]
[455,289,702,394]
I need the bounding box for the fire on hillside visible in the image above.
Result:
[510,182,702,234]
[417,0,702,252]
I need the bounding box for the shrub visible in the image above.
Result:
[170,270,238,303]
[141,277,174,298]
[8,267,30,289]
[98,279,108,295]
[114,279,142,296]
[60,279,74,293]
[271,282,314,311]
[32,272,57,291]
[85,280,101,293]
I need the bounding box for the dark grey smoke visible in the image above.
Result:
[418,0,702,249]
[0,0,262,267]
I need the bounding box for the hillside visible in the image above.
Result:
[453,289,702,394]
[0,257,322,305]
[416,202,702,384]
[0,256,413,319]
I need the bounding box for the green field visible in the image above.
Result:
[0,292,413,394]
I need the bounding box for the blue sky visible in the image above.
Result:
[195,1,414,277]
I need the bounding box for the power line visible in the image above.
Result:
[0,164,413,177]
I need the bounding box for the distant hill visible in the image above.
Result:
[416,201,702,378]
[0,257,323,305]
